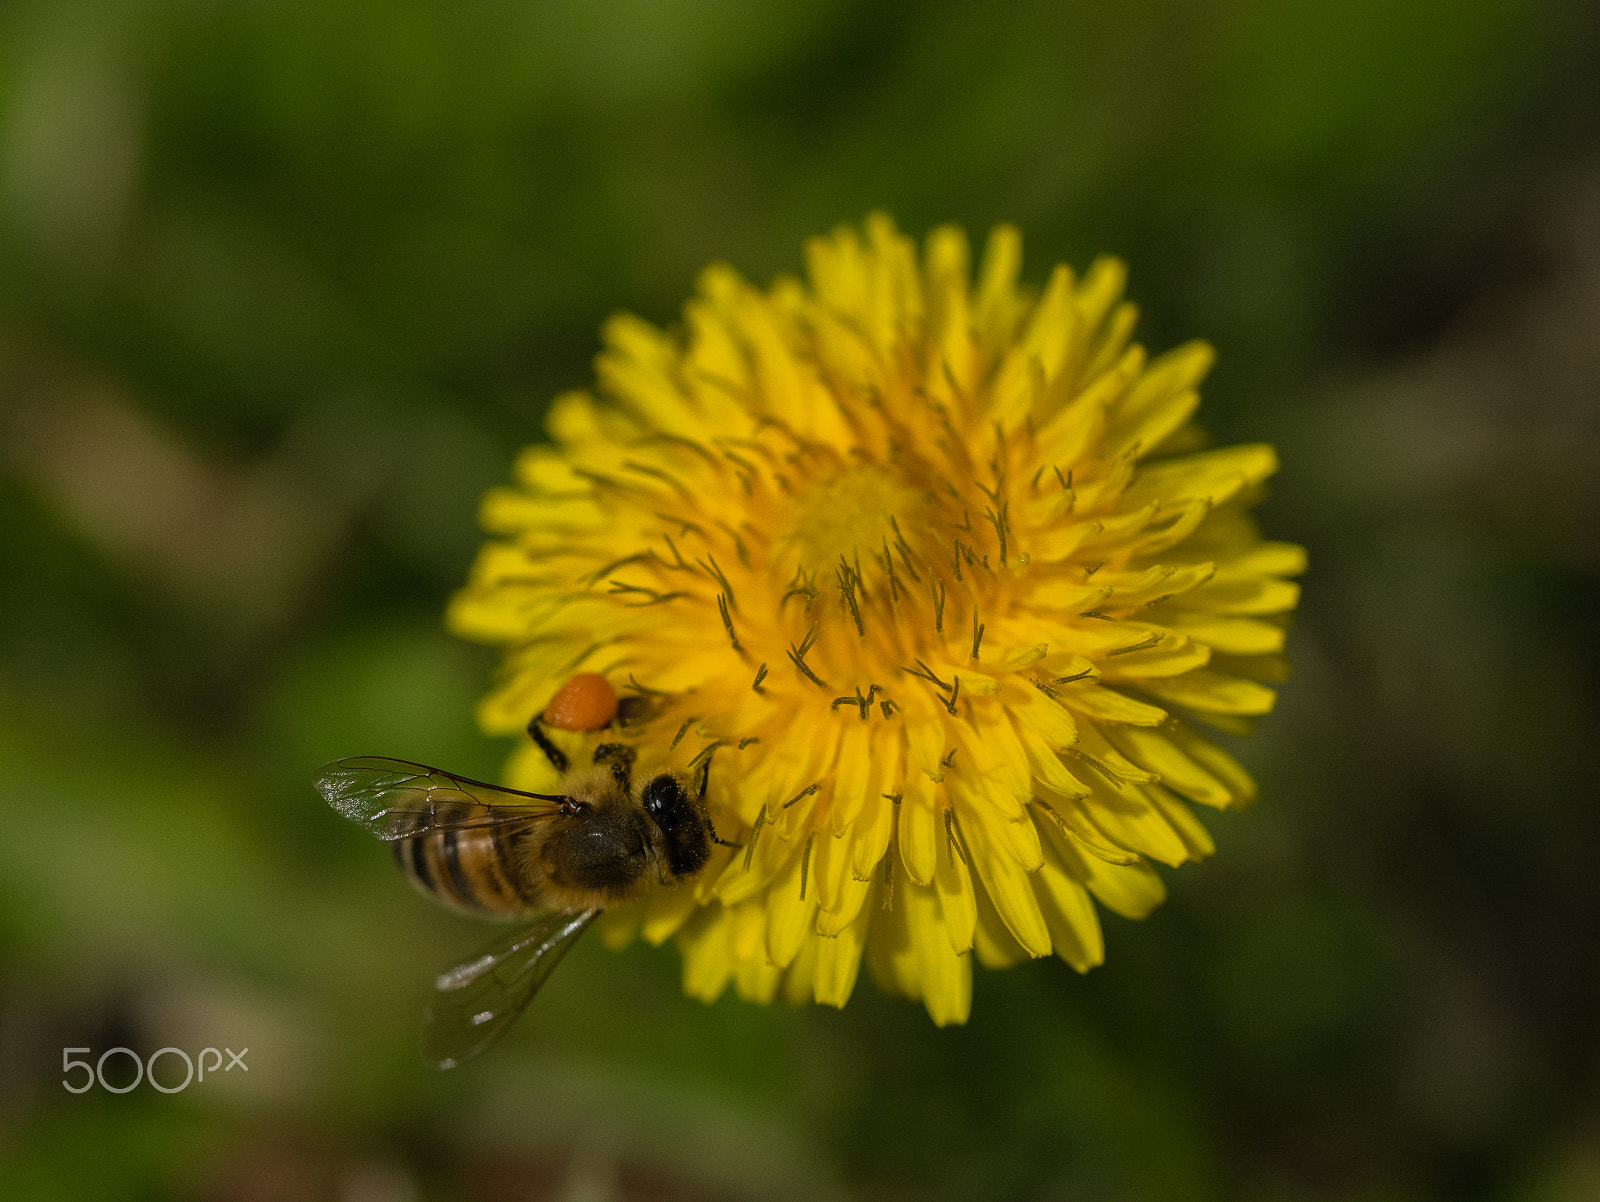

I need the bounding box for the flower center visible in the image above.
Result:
[781,465,921,574]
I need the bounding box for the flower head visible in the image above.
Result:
[449,214,1303,1023]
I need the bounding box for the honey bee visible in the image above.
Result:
[315,675,721,1068]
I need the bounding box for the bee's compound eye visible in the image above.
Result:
[640,774,684,820]
[542,674,619,732]
[639,772,710,879]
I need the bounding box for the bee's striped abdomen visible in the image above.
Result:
[394,827,538,916]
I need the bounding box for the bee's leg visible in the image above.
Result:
[591,743,635,793]
[525,717,569,774]
[690,744,742,848]
[692,746,714,801]
[614,693,654,728]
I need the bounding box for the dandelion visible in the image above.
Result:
[448,214,1303,1024]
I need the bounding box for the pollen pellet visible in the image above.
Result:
[542,673,619,731]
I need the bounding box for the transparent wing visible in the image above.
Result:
[422,907,598,1069]
[315,755,565,840]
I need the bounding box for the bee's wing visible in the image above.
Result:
[315,756,565,840]
[422,907,598,1069]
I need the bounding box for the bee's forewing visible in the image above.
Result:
[421,907,598,1069]
[314,755,563,840]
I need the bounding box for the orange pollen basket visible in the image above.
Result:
[542,673,620,732]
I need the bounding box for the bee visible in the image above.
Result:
[315,674,723,1068]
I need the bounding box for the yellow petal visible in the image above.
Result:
[735,957,783,1003]
[829,723,874,834]
[951,767,1044,871]
[1080,300,1139,387]
[1012,687,1080,747]
[1106,725,1233,809]
[640,881,702,945]
[899,772,939,886]
[817,870,873,937]
[874,880,971,1026]
[1015,720,1091,799]
[850,787,895,882]
[765,842,819,968]
[953,716,1031,820]
[934,808,977,955]
[923,225,974,387]
[1042,820,1167,919]
[960,806,1051,958]
[813,824,854,914]
[1164,721,1259,806]
[1098,637,1212,680]
[1033,856,1104,971]
[731,896,766,962]
[973,883,1033,969]
[1122,443,1277,510]
[1229,541,1308,576]
[974,224,1024,355]
[1145,784,1215,859]
[678,906,734,1002]
[1153,611,1287,656]
[1102,388,1199,460]
[1184,571,1301,616]
[1143,669,1277,716]
[1058,682,1168,726]
[813,889,874,1007]
[781,936,818,1006]
[1076,783,1191,866]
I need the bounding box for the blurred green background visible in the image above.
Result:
[2,1,1599,1199]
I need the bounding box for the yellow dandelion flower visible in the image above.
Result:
[448,214,1304,1025]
